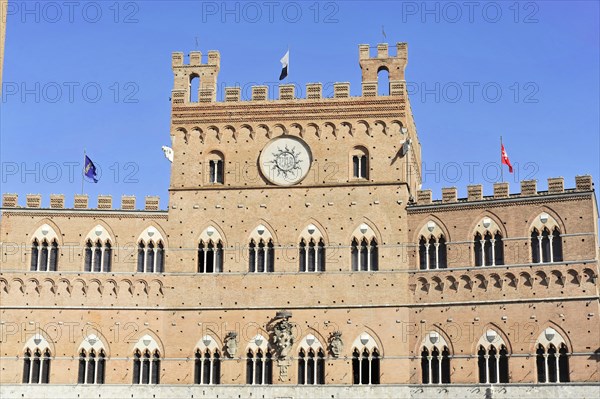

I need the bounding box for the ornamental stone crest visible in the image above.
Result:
[224,331,238,358]
[329,331,343,358]
[268,310,296,382]
[271,310,295,359]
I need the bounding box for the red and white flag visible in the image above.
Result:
[501,143,513,173]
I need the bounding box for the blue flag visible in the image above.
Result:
[84,155,98,183]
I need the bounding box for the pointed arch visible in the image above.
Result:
[351,329,384,356]
[248,219,278,243]
[413,215,451,243]
[526,206,567,235]
[137,223,168,247]
[533,322,573,353]
[470,212,507,238]
[194,334,222,353]
[22,331,53,385]
[31,219,63,246]
[246,333,270,353]
[131,330,162,385]
[197,222,227,246]
[132,330,164,357]
[475,324,512,353]
[78,331,110,357]
[194,333,222,385]
[297,219,329,243]
[83,220,116,244]
[348,218,382,244]
[23,331,53,354]
[351,330,381,385]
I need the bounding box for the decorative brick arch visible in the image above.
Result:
[527,206,566,235]
[413,215,451,243]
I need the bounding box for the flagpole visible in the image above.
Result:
[81,149,86,194]
[500,136,504,183]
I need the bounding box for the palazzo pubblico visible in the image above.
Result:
[0,42,598,398]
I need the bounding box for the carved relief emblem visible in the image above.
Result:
[224,331,238,358]
[268,145,303,180]
[329,331,343,358]
[272,319,295,358]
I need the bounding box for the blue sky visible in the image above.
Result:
[1,1,599,208]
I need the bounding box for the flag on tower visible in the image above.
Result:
[279,50,289,80]
[501,143,513,173]
[84,155,99,183]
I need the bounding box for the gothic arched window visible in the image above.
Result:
[208,152,225,184]
[30,224,60,272]
[419,235,447,270]
[351,147,369,179]
[536,328,570,383]
[22,336,51,384]
[351,333,380,385]
[351,225,378,272]
[198,240,223,273]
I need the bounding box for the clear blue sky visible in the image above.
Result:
[1,1,599,208]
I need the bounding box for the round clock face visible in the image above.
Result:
[259,136,312,186]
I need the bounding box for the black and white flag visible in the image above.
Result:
[279,50,289,80]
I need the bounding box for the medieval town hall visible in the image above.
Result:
[0,42,598,398]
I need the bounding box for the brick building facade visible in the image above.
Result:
[0,42,598,398]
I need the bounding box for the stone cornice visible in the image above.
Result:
[171,97,408,125]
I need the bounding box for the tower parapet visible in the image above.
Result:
[412,176,593,206]
[1,194,164,211]
[171,50,221,104]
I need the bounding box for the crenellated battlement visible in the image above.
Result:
[172,43,408,105]
[172,49,221,103]
[1,194,163,211]
[412,175,594,206]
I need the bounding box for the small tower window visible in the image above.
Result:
[351,147,369,179]
[207,152,225,184]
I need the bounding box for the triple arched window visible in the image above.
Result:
[351,333,380,385]
[137,240,165,273]
[198,240,223,273]
[246,349,273,385]
[132,349,160,384]
[477,344,509,383]
[299,238,326,272]
[297,335,326,385]
[298,348,325,384]
[77,335,106,384]
[78,349,106,384]
[420,331,450,384]
[30,239,59,272]
[477,330,509,384]
[351,238,378,271]
[84,240,112,272]
[474,232,504,266]
[531,227,563,263]
[351,224,379,272]
[419,235,447,270]
[194,348,221,384]
[351,348,380,385]
[22,335,51,384]
[248,239,275,273]
[421,346,450,384]
[536,327,570,383]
